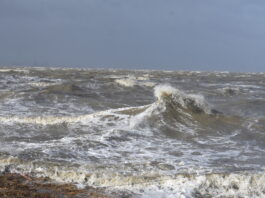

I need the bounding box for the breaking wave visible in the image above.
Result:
[0,85,217,127]
[0,67,265,198]
[154,84,213,114]
[0,155,264,198]
[115,78,136,87]
[115,75,156,88]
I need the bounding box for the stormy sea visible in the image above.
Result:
[0,67,265,197]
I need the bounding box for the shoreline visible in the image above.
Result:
[0,172,113,198]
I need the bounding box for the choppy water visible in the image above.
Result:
[0,67,265,197]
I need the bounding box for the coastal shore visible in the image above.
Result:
[0,172,113,198]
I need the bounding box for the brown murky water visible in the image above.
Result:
[0,67,265,197]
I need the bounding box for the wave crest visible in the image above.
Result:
[0,158,264,198]
[154,84,213,114]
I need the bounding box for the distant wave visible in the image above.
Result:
[115,75,156,88]
[217,87,242,96]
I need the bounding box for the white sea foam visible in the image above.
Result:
[134,173,265,198]
[137,76,149,81]
[29,82,59,87]
[129,102,162,129]
[115,75,155,87]
[0,105,136,126]
[154,84,211,114]
[115,78,136,87]
[154,84,180,101]
[0,84,211,127]
[0,68,265,198]
[141,81,156,87]
[0,68,29,73]
[0,157,264,198]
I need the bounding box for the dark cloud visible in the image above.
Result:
[0,0,265,71]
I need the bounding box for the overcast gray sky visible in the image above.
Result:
[0,0,265,72]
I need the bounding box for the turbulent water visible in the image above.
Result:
[0,67,265,197]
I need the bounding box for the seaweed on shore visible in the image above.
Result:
[0,172,110,198]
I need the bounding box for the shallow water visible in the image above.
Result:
[0,67,265,197]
